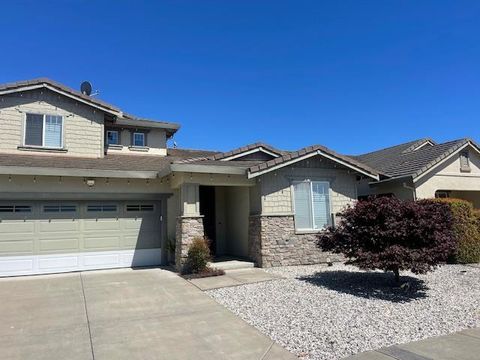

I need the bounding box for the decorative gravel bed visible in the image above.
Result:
[206,264,480,360]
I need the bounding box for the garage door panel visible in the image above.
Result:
[84,236,121,250]
[39,238,80,252]
[0,221,35,234]
[0,240,34,255]
[38,220,80,233]
[83,219,121,231]
[123,218,157,231]
[122,233,158,249]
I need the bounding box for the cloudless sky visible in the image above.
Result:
[2,1,480,154]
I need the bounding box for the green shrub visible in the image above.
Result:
[182,237,211,274]
[431,198,480,264]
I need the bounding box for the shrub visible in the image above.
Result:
[318,197,456,283]
[182,237,212,274]
[431,198,480,264]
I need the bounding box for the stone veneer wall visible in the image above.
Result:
[249,215,343,267]
[175,216,204,271]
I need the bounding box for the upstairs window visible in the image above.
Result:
[106,130,119,145]
[293,180,331,231]
[24,114,63,148]
[133,132,145,147]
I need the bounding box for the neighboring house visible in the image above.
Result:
[355,138,480,206]
[0,78,380,276]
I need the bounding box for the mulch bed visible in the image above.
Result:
[181,268,226,280]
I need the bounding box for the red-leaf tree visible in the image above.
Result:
[318,197,456,283]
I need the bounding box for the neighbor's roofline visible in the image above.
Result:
[413,139,480,182]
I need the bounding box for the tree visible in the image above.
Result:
[318,197,456,284]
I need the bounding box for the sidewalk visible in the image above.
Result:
[347,328,480,360]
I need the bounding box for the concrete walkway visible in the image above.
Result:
[346,328,480,360]
[0,268,295,360]
[187,268,283,291]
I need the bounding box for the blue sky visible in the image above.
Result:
[2,1,480,154]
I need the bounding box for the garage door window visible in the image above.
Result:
[87,204,118,212]
[43,205,77,213]
[0,205,32,213]
[126,204,154,212]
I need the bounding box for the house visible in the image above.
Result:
[0,78,380,276]
[355,138,480,206]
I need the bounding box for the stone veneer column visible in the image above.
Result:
[175,216,205,271]
[248,214,343,268]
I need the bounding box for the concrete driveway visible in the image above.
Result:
[0,268,295,360]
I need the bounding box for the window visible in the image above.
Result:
[106,130,119,145]
[126,204,154,212]
[43,204,76,213]
[24,114,63,148]
[460,152,471,172]
[292,180,331,231]
[0,205,32,213]
[87,204,118,212]
[133,132,145,147]
[435,190,450,199]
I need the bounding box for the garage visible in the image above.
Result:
[0,200,163,276]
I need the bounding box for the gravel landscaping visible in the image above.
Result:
[206,264,480,360]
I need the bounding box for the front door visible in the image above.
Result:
[199,186,216,255]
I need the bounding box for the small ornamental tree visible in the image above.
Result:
[318,197,456,283]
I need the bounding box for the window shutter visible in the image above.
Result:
[293,182,313,229]
[312,181,330,228]
[44,115,63,148]
[25,114,43,146]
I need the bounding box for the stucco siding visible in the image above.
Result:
[260,157,357,216]
[0,89,104,157]
[416,147,480,199]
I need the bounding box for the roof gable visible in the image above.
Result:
[247,145,380,180]
[0,78,121,115]
[210,142,285,161]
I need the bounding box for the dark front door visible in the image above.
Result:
[199,186,216,255]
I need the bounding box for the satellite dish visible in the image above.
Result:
[80,81,92,96]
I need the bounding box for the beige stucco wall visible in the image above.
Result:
[415,146,480,199]
[259,156,358,216]
[0,89,104,158]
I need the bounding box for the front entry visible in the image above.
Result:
[199,186,216,254]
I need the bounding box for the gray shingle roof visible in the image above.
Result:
[0,148,217,173]
[248,144,380,178]
[354,138,475,179]
[208,142,287,160]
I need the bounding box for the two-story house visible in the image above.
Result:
[0,78,478,277]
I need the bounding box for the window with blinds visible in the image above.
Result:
[293,180,331,231]
[24,113,63,148]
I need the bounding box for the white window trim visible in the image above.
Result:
[23,113,64,149]
[106,130,119,145]
[291,179,332,232]
[133,132,145,147]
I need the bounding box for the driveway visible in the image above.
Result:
[0,268,295,360]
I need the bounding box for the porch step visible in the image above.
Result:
[209,260,255,271]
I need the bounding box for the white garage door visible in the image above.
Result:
[0,200,163,276]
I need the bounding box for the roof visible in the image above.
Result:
[208,142,287,160]
[0,148,217,179]
[0,78,120,113]
[354,138,478,179]
[0,78,180,135]
[247,144,380,179]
